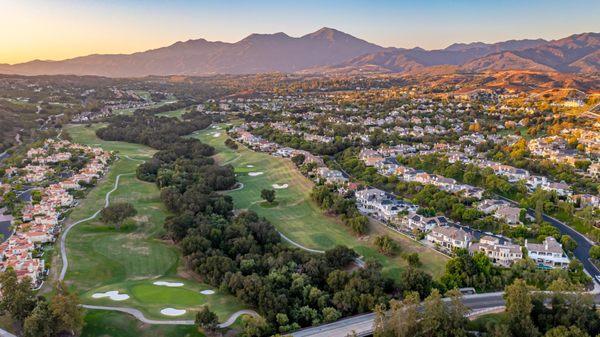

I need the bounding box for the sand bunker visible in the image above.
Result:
[153,281,184,287]
[92,291,130,301]
[272,184,289,189]
[160,308,187,316]
[213,132,221,137]
[200,289,215,295]
[248,172,264,176]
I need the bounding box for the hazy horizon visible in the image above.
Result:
[1,0,599,64]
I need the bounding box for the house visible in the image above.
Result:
[355,188,417,221]
[525,237,570,269]
[588,163,600,178]
[359,149,385,166]
[477,199,511,214]
[469,236,523,267]
[406,212,449,232]
[526,175,547,190]
[426,226,473,251]
[460,186,485,200]
[493,206,522,225]
[273,147,294,157]
[316,167,348,185]
[541,182,572,197]
[570,194,600,209]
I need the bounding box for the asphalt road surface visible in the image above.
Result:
[291,291,600,337]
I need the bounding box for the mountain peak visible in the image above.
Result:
[303,27,353,41]
[239,32,291,43]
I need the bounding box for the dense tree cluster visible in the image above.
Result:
[225,138,239,150]
[99,202,137,229]
[180,211,395,333]
[133,100,195,115]
[96,111,212,150]
[311,185,369,235]
[0,270,83,337]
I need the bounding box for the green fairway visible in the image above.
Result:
[113,99,177,116]
[192,125,448,280]
[60,124,247,324]
[82,310,203,337]
[156,107,189,119]
[65,123,156,159]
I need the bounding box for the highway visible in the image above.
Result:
[292,291,600,337]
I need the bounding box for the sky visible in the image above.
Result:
[1,0,599,64]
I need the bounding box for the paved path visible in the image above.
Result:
[226,182,245,192]
[81,305,258,328]
[59,172,133,281]
[0,328,16,337]
[278,230,325,254]
[124,155,145,162]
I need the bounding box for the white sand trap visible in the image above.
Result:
[272,184,289,189]
[248,172,264,176]
[246,164,254,168]
[153,281,184,287]
[213,132,221,137]
[92,291,129,301]
[160,308,187,316]
[200,289,215,295]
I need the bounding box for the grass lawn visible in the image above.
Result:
[82,310,203,337]
[59,124,247,327]
[466,312,506,331]
[192,125,448,280]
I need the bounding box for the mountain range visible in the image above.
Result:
[0,28,598,77]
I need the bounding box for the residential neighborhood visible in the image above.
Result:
[0,138,111,287]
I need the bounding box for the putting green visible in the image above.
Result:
[60,124,247,322]
[83,279,243,320]
[193,124,448,280]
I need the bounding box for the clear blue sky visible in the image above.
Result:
[1,0,599,63]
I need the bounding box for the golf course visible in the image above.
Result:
[192,125,448,281]
[61,124,248,337]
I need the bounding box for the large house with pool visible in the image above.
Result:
[525,237,570,269]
